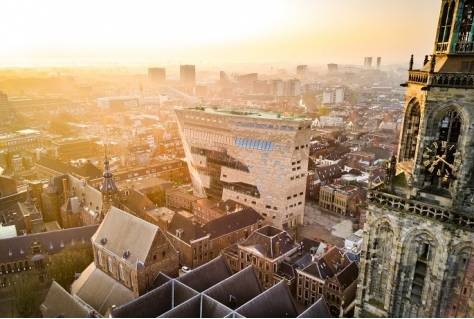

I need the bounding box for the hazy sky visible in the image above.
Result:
[1,0,440,67]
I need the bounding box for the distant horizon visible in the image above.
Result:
[2,0,440,68]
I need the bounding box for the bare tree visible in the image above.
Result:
[10,273,42,318]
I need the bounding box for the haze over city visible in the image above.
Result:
[1,0,439,67]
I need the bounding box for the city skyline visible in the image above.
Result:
[2,0,439,68]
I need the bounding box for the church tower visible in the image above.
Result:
[356,1,474,317]
[100,156,119,216]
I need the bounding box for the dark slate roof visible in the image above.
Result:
[158,294,232,318]
[278,253,312,280]
[314,164,343,182]
[167,212,207,243]
[297,298,331,318]
[301,237,322,255]
[147,272,172,292]
[336,260,359,290]
[41,281,92,318]
[241,225,296,260]
[202,207,264,240]
[0,225,98,263]
[36,156,102,179]
[203,266,263,309]
[177,255,233,293]
[235,281,298,318]
[111,280,198,318]
[300,262,322,279]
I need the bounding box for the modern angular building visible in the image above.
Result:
[174,107,312,229]
[356,0,474,317]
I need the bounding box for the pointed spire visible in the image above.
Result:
[25,186,32,203]
[423,55,429,66]
[409,54,414,71]
[430,55,436,73]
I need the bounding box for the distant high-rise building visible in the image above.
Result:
[322,87,344,104]
[174,107,312,229]
[296,65,307,77]
[286,79,301,96]
[376,57,382,70]
[148,67,166,83]
[180,65,196,88]
[269,79,284,96]
[0,91,15,126]
[327,63,339,73]
[0,91,8,109]
[364,57,373,69]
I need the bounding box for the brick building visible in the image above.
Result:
[296,246,359,317]
[167,208,264,269]
[221,225,299,290]
[69,207,179,316]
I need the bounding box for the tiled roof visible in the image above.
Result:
[0,225,98,263]
[203,266,262,309]
[240,225,296,259]
[111,280,198,318]
[177,255,233,293]
[335,260,359,289]
[91,207,163,267]
[71,263,134,316]
[121,189,155,215]
[235,281,298,318]
[297,298,331,318]
[167,213,207,244]
[202,207,264,240]
[36,156,102,179]
[40,281,92,318]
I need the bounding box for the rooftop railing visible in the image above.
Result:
[367,190,474,230]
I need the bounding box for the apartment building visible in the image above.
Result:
[174,107,312,229]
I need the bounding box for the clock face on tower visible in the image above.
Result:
[423,140,461,183]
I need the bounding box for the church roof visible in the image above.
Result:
[203,266,263,309]
[110,279,198,318]
[91,207,161,267]
[41,281,92,318]
[176,255,233,293]
[71,263,134,316]
[234,281,298,318]
[297,298,331,318]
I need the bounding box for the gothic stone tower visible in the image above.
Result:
[356,1,474,317]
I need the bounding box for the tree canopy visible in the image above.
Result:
[147,185,166,207]
[47,242,93,291]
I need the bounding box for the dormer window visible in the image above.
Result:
[98,250,103,266]
[108,256,113,272]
